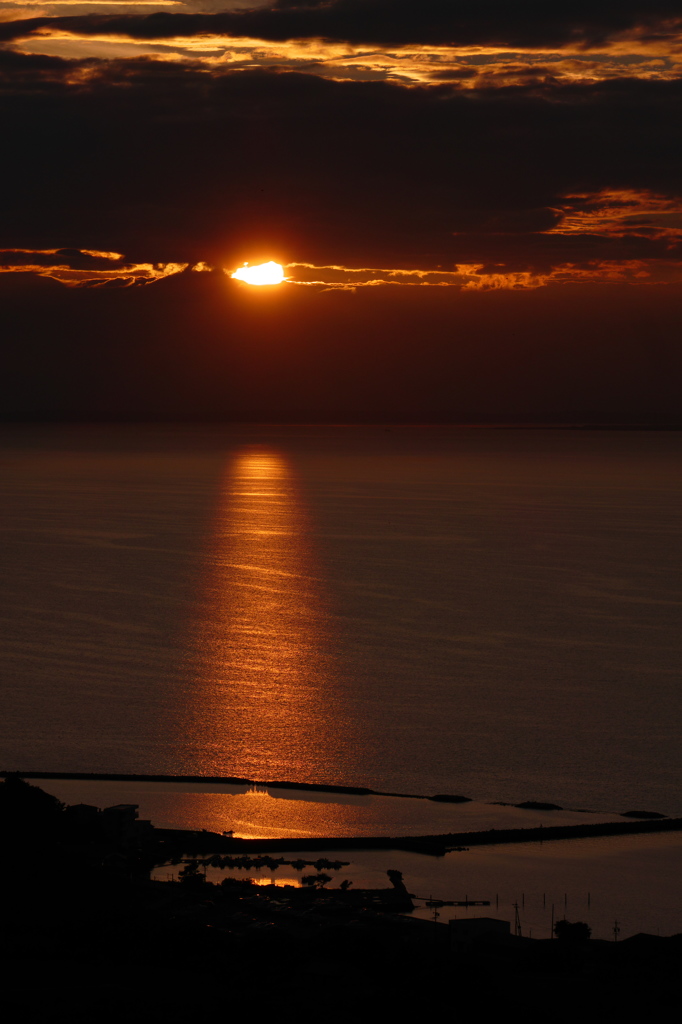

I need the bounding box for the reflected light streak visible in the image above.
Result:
[250,876,301,887]
[180,449,349,785]
[151,786,376,839]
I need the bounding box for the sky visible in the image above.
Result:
[2,0,682,422]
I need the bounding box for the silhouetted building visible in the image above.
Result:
[101,804,140,843]
[62,802,103,842]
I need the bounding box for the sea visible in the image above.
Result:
[1,424,681,937]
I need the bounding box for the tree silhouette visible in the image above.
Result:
[387,870,406,891]
[0,774,64,840]
[301,873,332,888]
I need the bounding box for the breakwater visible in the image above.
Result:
[152,815,682,857]
[0,770,444,802]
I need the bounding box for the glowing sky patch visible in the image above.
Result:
[232,261,285,286]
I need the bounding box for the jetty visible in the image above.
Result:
[150,815,682,858]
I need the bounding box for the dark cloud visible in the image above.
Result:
[1,53,681,273]
[1,1,681,47]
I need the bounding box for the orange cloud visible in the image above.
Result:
[550,189,682,242]
[6,20,682,86]
[0,247,187,285]
[282,257,682,290]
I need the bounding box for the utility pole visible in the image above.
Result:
[432,898,440,946]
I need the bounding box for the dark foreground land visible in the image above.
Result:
[2,775,680,1023]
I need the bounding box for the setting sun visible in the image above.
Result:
[232,261,285,285]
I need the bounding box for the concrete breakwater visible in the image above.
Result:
[1,770,447,800]
[154,815,682,857]
[4,772,668,816]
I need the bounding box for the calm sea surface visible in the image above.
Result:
[1,425,681,816]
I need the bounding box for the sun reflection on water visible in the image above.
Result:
[180,448,348,784]
[250,876,302,887]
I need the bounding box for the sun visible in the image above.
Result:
[231,261,285,286]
